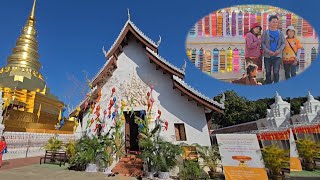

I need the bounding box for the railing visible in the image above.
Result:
[2,131,75,160]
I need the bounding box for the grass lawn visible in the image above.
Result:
[290,169,320,177]
[0,163,138,180]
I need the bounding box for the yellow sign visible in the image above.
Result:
[290,157,302,171]
[224,166,268,180]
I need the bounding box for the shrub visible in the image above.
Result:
[43,136,63,152]
[179,160,201,180]
[261,145,289,175]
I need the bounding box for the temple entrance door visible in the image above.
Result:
[124,111,144,153]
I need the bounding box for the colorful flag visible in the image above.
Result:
[37,104,41,119]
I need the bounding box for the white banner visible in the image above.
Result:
[216,134,268,180]
[216,134,264,168]
[289,128,302,171]
[290,128,299,158]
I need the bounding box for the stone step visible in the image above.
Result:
[112,155,144,177]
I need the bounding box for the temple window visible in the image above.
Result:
[174,123,187,141]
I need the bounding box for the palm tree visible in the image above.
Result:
[261,145,289,180]
[193,143,222,178]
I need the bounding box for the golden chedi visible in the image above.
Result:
[0,0,74,134]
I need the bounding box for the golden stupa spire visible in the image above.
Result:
[6,0,41,72]
[30,0,37,19]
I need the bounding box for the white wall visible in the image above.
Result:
[81,36,211,146]
[2,132,75,160]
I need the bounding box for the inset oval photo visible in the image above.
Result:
[186,5,319,85]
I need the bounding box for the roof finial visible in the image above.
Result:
[157,35,162,46]
[182,59,187,72]
[30,0,37,19]
[220,92,226,105]
[127,8,131,21]
[102,46,107,58]
[275,91,283,103]
[308,91,315,101]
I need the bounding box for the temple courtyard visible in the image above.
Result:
[0,157,137,180]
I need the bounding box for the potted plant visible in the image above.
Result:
[43,136,63,162]
[179,160,202,180]
[43,136,63,152]
[154,140,182,179]
[296,138,318,171]
[103,120,125,175]
[194,144,222,179]
[65,139,76,161]
[68,135,113,172]
[139,135,157,179]
[135,115,162,179]
[261,145,289,180]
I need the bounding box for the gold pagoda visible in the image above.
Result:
[0,0,74,134]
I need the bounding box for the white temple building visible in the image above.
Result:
[70,11,225,151]
[265,92,291,128]
[298,92,320,124]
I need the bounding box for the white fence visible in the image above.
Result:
[2,132,75,160]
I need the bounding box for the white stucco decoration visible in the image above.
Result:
[121,72,149,107]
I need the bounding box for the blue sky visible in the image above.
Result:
[0,0,319,109]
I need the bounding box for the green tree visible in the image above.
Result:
[212,91,270,127]
[212,91,319,128]
[290,97,307,115]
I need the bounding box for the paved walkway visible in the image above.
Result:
[0,157,139,179]
[0,164,137,180]
[0,156,40,171]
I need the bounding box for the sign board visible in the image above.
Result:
[216,134,268,180]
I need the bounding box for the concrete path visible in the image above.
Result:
[0,156,40,171]
[0,164,138,180]
[0,157,138,180]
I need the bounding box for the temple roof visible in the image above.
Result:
[70,13,224,115]
[146,47,185,79]
[91,56,115,85]
[92,16,185,85]
[105,19,158,59]
[173,75,224,112]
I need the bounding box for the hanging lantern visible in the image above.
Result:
[164,121,168,131]
[157,110,162,119]
[121,100,126,107]
[96,105,101,111]
[96,112,100,118]
[89,118,94,127]
[84,101,89,110]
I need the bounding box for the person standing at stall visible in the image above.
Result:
[261,15,286,84]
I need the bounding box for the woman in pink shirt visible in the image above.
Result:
[245,22,262,67]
